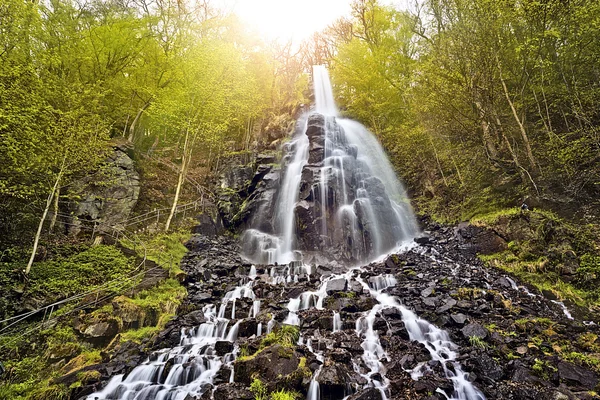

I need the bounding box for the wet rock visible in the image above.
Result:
[461,323,488,339]
[470,353,504,382]
[213,383,253,400]
[326,278,347,294]
[234,344,300,386]
[414,236,430,245]
[558,362,598,390]
[318,363,352,399]
[215,341,234,356]
[347,387,383,400]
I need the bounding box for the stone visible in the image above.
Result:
[326,278,347,294]
[213,383,253,400]
[415,236,430,245]
[421,287,435,298]
[234,345,300,385]
[436,298,457,313]
[558,361,598,390]
[347,387,383,400]
[461,323,488,339]
[450,313,467,325]
[215,341,234,356]
[65,145,140,236]
[516,346,528,355]
[318,363,352,399]
[471,354,504,381]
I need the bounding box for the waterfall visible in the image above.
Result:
[242,65,418,265]
[88,66,486,400]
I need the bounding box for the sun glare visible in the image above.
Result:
[227,0,352,42]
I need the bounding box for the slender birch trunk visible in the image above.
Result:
[165,129,190,232]
[27,160,66,274]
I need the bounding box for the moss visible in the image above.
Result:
[27,384,70,400]
[60,349,102,376]
[563,351,600,372]
[25,245,135,298]
[270,389,301,400]
[250,377,268,400]
[238,325,300,364]
[259,325,299,349]
[120,230,190,277]
[454,287,484,300]
[532,358,557,380]
[120,326,161,343]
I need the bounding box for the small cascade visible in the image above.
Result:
[305,338,325,400]
[87,277,257,400]
[332,311,342,332]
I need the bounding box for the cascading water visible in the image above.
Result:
[242,65,418,265]
[89,66,487,400]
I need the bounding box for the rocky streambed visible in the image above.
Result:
[81,221,600,400]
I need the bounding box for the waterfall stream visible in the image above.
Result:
[242,65,418,265]
[88,66,486,400]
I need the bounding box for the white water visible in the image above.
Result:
[242,65,418,265]
[90,66,485,400]
[87,277,259,400]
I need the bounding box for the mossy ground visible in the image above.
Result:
[472,208,600,310]
[0,230,189,399]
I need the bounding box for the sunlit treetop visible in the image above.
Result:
[217,0,352,42]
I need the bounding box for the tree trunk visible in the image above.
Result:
[498,65,537,171]
[127,101,151,142]
[49,183,60,232]
[165,130,190,232]
[473,99,499,161]
[26,168,64,274]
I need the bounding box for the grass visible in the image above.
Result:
[249,377,300,400]
[474,208,600,308]
[119,326,161,344]
[0,229,190,400]
[238,325,300,363]
[121,230,191,277]
[469,335,489,349]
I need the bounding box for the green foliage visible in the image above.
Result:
[326,0,600,224]
[260,325,300,349]
[127,278,186,314]
[122,230,190,276]
[249,377,300,400]
[26,245,135,297]
[250,378,268,400]
[270,389,300,400]
[119,326,161,344]
[468,336,489,349]
[532,358,558,380]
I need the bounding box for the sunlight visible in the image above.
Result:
[227,0,352,42]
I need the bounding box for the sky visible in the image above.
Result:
[219,0,411,43]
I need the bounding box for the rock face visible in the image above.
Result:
[79,223,600,400]
[241,113,418,265]
[216,151,281,231]
[66,144,140,235]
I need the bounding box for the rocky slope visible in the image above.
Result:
[80,217,600,400]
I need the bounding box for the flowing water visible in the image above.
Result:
[89,66,485,400]
[242,65,418,265]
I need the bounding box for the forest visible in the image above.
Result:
[1,0,599,399]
